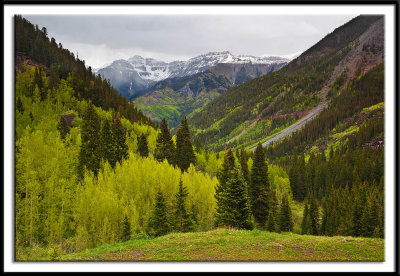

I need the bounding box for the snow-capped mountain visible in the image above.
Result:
[96,51,290,99]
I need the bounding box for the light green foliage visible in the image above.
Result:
[16,130,79,246]
[268,165,293,203]
[73,154,218,249]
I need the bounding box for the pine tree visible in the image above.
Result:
[147,190,170,237]
[17,97,24,114]
[121,214,131,242]
[249,143,270,227]
[279,193,293,232]
[215,148,236,227]
[224,170,253,230]
[57,115,70,140]
[111,114,128,167]
[175,116,196,171]
[137,133,149,158]
[154,118,175,165]
[78,101,101,178]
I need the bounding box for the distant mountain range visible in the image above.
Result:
[95,51,290,99]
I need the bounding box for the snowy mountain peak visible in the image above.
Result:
[96,51,291,98]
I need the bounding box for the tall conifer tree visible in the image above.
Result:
[57,115,70,140]
[279,193,293,232]
[224,169,253,230]
[215,148,236,227]
[173,179,194,232]
[137,133,149,158]
[100,118,114,165]
[175,116,196,172]
[147,190,170,237]
[249,143,270,227]
[78,101,101,178]
[111,114,128,167]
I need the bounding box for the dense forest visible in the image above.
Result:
[14,14,385,261]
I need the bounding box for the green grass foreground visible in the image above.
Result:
[61,228,384,261]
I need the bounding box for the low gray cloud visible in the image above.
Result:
[24,14,356,68]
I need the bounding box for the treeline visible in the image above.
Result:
[292,146,384,238]
[15,15,155,128]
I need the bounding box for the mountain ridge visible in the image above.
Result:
[96,51,290,99]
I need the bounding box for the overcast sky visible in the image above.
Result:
[24,14,356,69]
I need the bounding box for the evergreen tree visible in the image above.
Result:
[78,101,101,178]
[16,97,24,114]
[309,193,320,235]
[215,148,236,227]
[249,143,270,227]
[137,133,149,158]
[279,193,293,232]
[267,189,278,232]
[147,190,170,237]
[29,111,34,121]
[224,170,253,229]
[100,118,114,165]
[154,118,175,164]
[239,149,250,187]
[57,115,70,140]
[121,214,131,242]
[173,179,193,232]
[111,114,128,167]
[175,116,196,171]
[351,183,365,237]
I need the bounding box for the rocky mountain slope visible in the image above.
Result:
[188,15,384,150]
[95,52,289,99]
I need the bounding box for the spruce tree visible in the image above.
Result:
[239,149,250,187]
[215,148,236,227]
[173,179,193,232]
[224,170,253,230]
[267,189,278,232]
[309,193,320,235]
[78,101,101,178]
[111,114,128,167]
[147,190,170,237]
[137,133,149,158]
[121,214,131,242]
[16,97,24,114]
[100,118,114,165]
[57,115,70,140]
[249,143,270,227]
[154,118,175,165]
[279,193,293,232]
[175,116,196,171]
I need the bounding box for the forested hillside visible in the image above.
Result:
[189,15,383,151]
[15,15,156,128]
